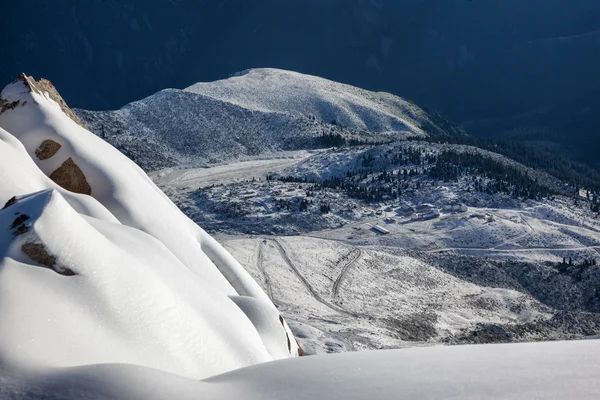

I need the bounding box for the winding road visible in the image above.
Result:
[255,240,274,301]
[332,249,362,301]
[269,239,358,317]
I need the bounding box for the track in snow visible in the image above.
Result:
[332,249,362,301]
[490,216,536,250]
[255,240,274,301]
[269,239,359,317]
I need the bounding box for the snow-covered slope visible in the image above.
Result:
[0,74,300,380]
[186,68,429,134]
[76,69,452,171]
[3,340,600,399]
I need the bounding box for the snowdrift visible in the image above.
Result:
[2,340,599,399]
[0,74,299,380]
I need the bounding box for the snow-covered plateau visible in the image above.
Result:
[2,69,600,398]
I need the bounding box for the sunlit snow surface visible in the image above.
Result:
[2,340,599,399]
[0,76,298,382]
[2,74,599,399]
[186,68,428,134]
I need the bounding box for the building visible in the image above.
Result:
[416,203,434,212]
[372,225,390,235]
[398,204,415,215]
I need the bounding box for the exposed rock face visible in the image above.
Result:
[49,158,92,195]
[10,213,31,236]
[10,214,30,230]
[0,98,20,114]
[279,315,292,353]
[2,196,17,210]
[21,242,76,276]
[13,73,87,129]
[35,140,62,160]
[21,243,56,268]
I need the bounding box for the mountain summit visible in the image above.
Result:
[77,68,461,170]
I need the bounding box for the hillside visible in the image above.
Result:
[76,69,450,170]
[2,70,600,397]
[71,69,600,353]
[185,69,430,134]
[5,1,600,169]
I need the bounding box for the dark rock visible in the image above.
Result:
[35,139,62,160]
[49,158,92,195]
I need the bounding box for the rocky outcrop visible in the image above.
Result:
[0,98,20,114]
[21,243,56,268]
[49,158,91,195]
[2,196,17,210]
[35,140,62,160]
[21,242,76,276]
[13,73,87,128]
[10,213,31,236]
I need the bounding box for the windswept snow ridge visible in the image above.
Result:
[0,74,300,381]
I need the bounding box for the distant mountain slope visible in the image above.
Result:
[6,1,600,168]
[186,68,429,134]
[77,69,454,171]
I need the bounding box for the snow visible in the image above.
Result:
[75,69,436,170]
[186,68,428,135]
[2,72,600,397]
[0,75,298,380]
[224,236,554,351]
[150,142,600,350]
[2,340,600,399]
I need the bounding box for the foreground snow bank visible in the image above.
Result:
[0,74,299,380]
[2,340,599,399]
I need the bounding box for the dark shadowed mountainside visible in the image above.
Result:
[3,0,600,165]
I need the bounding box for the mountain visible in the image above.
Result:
[76,68,456,171]
[2,71,600,397]
[73,69,600,353]
[4,1,600,167]
[0,73,300,381]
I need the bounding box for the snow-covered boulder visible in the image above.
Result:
[0,74,300,380]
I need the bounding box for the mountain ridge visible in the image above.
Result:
[76,68,448,171]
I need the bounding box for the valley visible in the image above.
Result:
[4,2,600,396]
[148,150,600,354]
[76,68,600,355]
